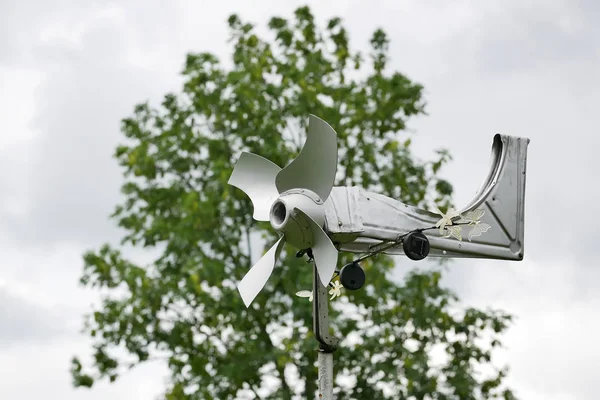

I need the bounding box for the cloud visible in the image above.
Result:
[0,336,169,400]
[455,257,600,400]
[467,1,599,73]
[1,5,179,248]
[0,0,599,399]
[0,285,68,347]
[0,241,170,400]
[0,0,116,66]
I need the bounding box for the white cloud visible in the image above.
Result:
[453,257,600,400]
[0,0,598,398]
[0,337,169,400]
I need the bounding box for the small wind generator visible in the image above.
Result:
[228,115,530,399]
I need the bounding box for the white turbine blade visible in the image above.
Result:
[237,236,285,307]
[228,152,282,221]
[275,115,338,202]
[295,208,338,287]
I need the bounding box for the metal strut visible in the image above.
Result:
[313,262,337,400]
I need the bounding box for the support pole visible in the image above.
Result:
[318,351,334,399]
[313,263,338,400]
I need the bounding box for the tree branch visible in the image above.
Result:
[250,385,261,399]
[246,226,253,264]
[257,316,293,400]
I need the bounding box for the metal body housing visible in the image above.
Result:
[322,134,530,260]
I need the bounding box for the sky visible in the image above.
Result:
[0,0,599,399]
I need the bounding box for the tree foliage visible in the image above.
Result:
[72,6,516,399]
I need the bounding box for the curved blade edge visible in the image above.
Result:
[237,236,285,307]
[275,115,338,201]
[228,152,282,221]
[295,208,338,287]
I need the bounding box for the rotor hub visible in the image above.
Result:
[227,115,340,306]
[269,189,325,249]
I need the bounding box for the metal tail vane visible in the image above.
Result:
[228,115,530,307]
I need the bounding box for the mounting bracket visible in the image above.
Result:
[313,264,338,352]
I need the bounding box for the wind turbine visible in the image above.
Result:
[229,115,529,306]
[228,114,529,399]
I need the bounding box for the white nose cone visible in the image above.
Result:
[269,190,325,249]
[268,189,338,287]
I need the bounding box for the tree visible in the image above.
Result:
[72,6,516,399]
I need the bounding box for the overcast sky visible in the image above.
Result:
[1,0,599,399]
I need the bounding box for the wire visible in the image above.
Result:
[352,222,473,264]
